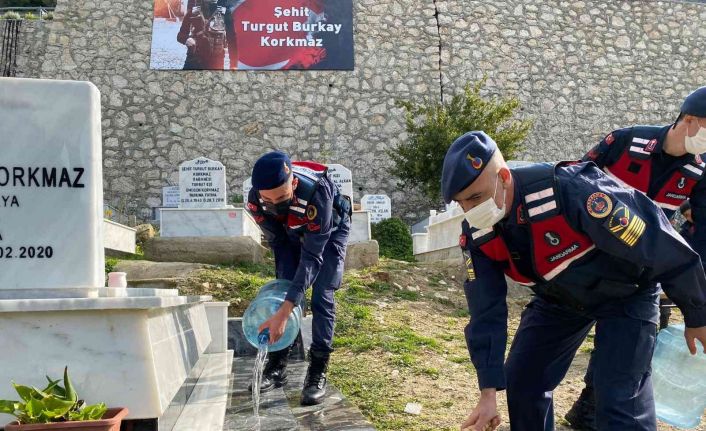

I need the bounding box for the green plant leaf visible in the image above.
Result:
[63,367,78,403]
[43,377,65,397]
[12,384,38,402]
[0,399,19,415]
[41,397,76,418]
[24,398,45,421]
[30,387,52,400]
[69,403,107,421]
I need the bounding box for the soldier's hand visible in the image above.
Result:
[461,389,501,431]
[258,300,295,344]
[185,38,196,47]
[684,326,706,355]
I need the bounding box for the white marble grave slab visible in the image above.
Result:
[327,164,353,198]
[103,219,137,254]
[163,185,180,208]
[361,194,392,223]
[160,208,261,240]
[0,300,212,422]
[0,78,104,291]
[179,157,227,209]
[172,351,234,431]
[349,211,372,244]
[204,302,229,354]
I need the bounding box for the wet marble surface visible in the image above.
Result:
[223,357,375,431]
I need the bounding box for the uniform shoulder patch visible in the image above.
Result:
[605,133,615,145]
[247,202,259,212]
[586,192,613,219]
[306,204,318,221]
[462,249,476,281]
[603,202,646,247]
[459,234,468,248]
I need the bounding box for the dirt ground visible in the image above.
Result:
[327,260,706,431]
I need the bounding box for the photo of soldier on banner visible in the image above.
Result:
[150,0,354,70]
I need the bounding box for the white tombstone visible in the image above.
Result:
[179,157,227,209]
[361,194,392,224]
[162,185,180,208]
[243,176,252,202]
[0,78,104,291]
[0,78,218,423]
[327,163,353,198]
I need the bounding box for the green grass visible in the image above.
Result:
[105,258,120,276]
[177,262,275,316]
[394,290,420,301]
[451,309,470,318]
[328,359,407,425]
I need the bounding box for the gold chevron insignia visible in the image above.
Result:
[603,203,646,247]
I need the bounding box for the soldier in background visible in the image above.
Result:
[177,0,227,69]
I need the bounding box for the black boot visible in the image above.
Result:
[249,345,291,393]
[565,387,597,431]
[300,349,330,406]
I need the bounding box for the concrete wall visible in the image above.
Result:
[4,0,706,222]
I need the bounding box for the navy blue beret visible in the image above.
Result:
[441,131,498,204]
[252,151,292,190]
[681,86,706,117]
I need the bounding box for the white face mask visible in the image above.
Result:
[684,123,706,155]
[463,174,507,229]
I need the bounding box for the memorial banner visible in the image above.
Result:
[150,0,354,70]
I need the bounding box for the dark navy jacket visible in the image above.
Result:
[583,125,706,262]
[247,168,349,305]
[461,162,706,390]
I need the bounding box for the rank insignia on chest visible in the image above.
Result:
[603,202,646,247]
[462,249,476,281]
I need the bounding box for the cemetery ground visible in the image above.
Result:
[107,256,704,431]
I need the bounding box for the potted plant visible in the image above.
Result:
[0,367,128,431]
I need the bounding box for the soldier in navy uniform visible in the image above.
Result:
[246,151,351,406]
[566,87,706,430]
[441,132,706,431]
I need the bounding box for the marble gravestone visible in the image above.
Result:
[162,185,180,208]
[0,78,104,294]
[361,194,392,224]
[178,157,227,209]
[154,185,180,225]
[160,157,261,238]
[327,164,353,198]
[0,78,223,427]
[242,176,252,203]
